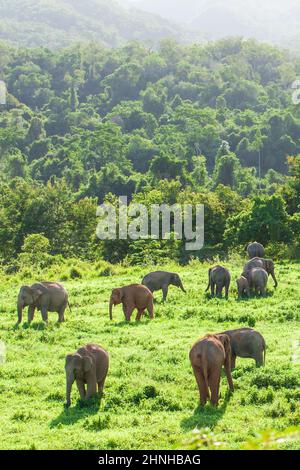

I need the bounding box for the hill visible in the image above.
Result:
[0,0,181,48]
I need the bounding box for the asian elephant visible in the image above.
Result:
[142,271,186,302]
[17,282,69,324]
[65,344,109,408]
[247,242,265,259]
[248,268,268,296]
[206,266,231,298]
[221,328,266,368]
[189,334,234,407]
[243,257,277,288]
[236,276,250,299]
[109,284,154,321]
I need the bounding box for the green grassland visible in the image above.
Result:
[0,259,299,450]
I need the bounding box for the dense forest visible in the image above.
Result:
[0,38,300,266]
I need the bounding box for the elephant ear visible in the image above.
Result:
[114,288,124,302]
[83,356,93,373]
[218,334,231,357]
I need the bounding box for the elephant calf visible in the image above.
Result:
[189,334,234,407]
[236,276,250,299]
[221,328,266,368]
[17,282,69,324]
[65,344,109,408]
[109,284,154,321]
[142,271,186,302]
[206,266,231,298]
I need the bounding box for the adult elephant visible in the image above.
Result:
[247,242,265,259]
[189,334,234,407]
[221,328,266,368]
[142,271,186,302]
[17,282,69,324]
[243,257,278,288]
[65,344,109,408]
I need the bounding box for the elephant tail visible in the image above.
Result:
[205,269,211,292]
[202,358,210,399]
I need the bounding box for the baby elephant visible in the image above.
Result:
[142,271,186,302]
[65,344,109,408]
[189,334,234,407]
[206,265,231,298]
[236,276,250,299]
[109,284,154,321]
[221,328,266,368]
[248,268,268,296]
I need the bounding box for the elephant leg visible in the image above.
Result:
[76,379,86,400]
[58,305,66,323]
[123,304,134,322]
[98,378,106,394]
[231,354,236,370]
[255,352,264,367]
[225,283,229,299]
[209,369,221,406]
[28,305,35,323]
[210,282,215,297]
[216,284,222,297]
[162,285,168,302]
[41,307,48,323]
[135,308,145,321]
[192,364,209,406]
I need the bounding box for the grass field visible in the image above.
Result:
[0,259,299,450]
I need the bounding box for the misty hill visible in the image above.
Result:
[133,0,300,46]
[0,0,181,48]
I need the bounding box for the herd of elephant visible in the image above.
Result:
[15,241,274,407]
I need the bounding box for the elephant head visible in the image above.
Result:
[65,353,94,407]
[263,259,278,288]
[109,288,124,320]
[170,274,186,293]
[17,285,43,323]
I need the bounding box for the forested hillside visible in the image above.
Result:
[0,38,300,265]
[0,0,179,48]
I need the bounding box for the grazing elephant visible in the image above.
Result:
[236,276,250,299]
[248,268,268,296]
[109,284,154,321]
[189,334,234,406]
[247,242,265,259]
[221,328,266,368]
[17,282,69,324]
[142,271,186,302]
[206,266,231,298]
[65,344,109,408]
[243,257,277,288]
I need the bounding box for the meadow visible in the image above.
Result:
[0,258,299,450]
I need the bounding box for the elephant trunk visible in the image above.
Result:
[179,280,186,293]
[17,300,23,324]
[109,301,113,320]
[66,372,75,408]
[272,272,278,288]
